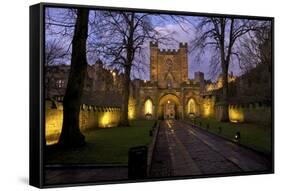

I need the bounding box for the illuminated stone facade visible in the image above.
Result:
[45,100,121,145]
[205,73,236,92]
[135,42,204,120]
[45,41,272,141]
[150,42,188,88]
[46,42,209,123]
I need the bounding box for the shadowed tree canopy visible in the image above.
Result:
[238,22,272,73]
[45,39,69,66]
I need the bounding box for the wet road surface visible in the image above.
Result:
[150,120,271,177]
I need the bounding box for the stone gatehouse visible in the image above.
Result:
[133,42,204,120]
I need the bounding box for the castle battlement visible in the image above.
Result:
[179,42,188,48]
[150,41,188,49]
[150,41,188,55]
[158,48,179,54]
[150,41,158,47]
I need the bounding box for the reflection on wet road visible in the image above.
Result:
[150,120,270,177]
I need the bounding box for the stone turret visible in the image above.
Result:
[179,42,188,81]
[195,71,205,92]
[150,42,158,82]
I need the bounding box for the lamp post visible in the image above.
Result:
[234,131,241,143]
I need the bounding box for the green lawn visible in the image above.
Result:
[46,120,155,165]
[187,117,272,155]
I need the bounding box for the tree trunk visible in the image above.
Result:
[119,13,134,127]
[218,19,230,122]
[58,9,89,147]
[119,66,131,127]
[220,62,230,122]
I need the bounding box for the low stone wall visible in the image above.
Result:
[45,100,121,145]
[201,96,216,118]
[228,103,271,124]
[215,102,271,124]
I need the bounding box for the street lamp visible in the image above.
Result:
[234,131,241,143]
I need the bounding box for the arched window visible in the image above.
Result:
[166,59,173,70]
[144,99,153,115]
[187,99,196,114]
[166,73,173,88]
[167,79,172,88]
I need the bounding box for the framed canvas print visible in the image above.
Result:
[29,2,274,188]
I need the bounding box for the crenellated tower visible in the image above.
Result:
[150,41,158,82]
[149,42,189,88]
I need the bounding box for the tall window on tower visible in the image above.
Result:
[166,59,173,88]
[166,74,173,88]
[166,59,173,71]
[167,78,172,88]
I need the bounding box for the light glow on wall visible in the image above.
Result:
[202,98,215,118]
[45,101,121,145]
[229,107,244,123]
[206,74,236,92]
[99,112,111,128]
[128,97,136,120]
[128,108,135,120]
[203,103,211,117]
[45,102,63,145]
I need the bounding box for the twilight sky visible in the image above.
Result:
[45,7,263,81]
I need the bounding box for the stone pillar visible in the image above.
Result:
[155,104,159,120]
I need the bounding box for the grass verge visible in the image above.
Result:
[187,117,272,155]
[46,120,155,165]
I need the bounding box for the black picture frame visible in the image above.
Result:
[30,2,274,188]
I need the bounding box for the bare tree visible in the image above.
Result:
[45,7,77,64]
[193,18,257,121]
[238,21,272,73]
[45,8,76,100]
[45,8,76,37]
[89,11,171,126]
[45,39,69,66]
[58,8,89,147]
[45,39,70,99]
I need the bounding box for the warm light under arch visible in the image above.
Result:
[187,98,196,114]
[144,99,153,115]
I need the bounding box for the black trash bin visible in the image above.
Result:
[128,146,148,179]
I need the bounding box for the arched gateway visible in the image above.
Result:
[157,94,181,120]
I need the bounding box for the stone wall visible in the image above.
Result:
[128,96,137,120]
[214,102,271,124]
[228,103,271,124]
[200,96,216,118]
[45,100,121,145]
